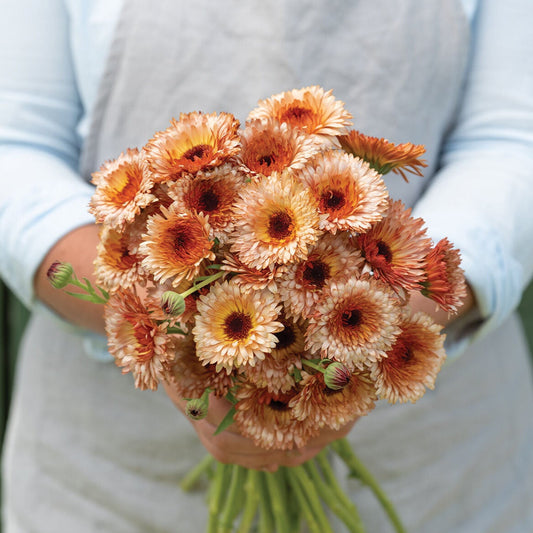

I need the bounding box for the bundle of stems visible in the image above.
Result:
[180,438,407,533]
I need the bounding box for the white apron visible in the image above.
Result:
[4,1,533,532]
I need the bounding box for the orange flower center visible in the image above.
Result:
[320,188,346,212]
[197,189,220,213]
[124,317,155,363]
[267,210,294,240]
[302,259,330,290]
[110,168,142,204]
[182,144,212,162]
[279,104,314,129]
[223,311,253,341]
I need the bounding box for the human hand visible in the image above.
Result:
[163,380,357,471]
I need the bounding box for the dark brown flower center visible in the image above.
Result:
[376,240,393,263]
[268,210,294,240]
[274,325,296,350]
[173,229,190,251]
[341,309,362,329]
[268,399,290,411]
[279,105,314,128]
[302,259,330,289]
[183,144,212,162]
[223,311,253,341]
[258,154,276,168]
[197,189,220,213]
[320,189,346,212]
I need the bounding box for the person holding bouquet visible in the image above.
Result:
[1,1,532,532]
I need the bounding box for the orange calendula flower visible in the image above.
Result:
[89,148,156,230]
[357,200,432,292]
[305,276,401,369]
[279,232,364,319]
[338,130,427,182]
[166,163,246,243]
[139,204,215,287]
[238,118,319,177]
[298,150,389,234]
[94,225,148,291]
[230,172,321,270]
[144,112,240,183]
[169,335,234,399]
[421,238,467,314]
[290,370,377,430]
[248,86,352,142]
[193,281,283,372]
[105,290,175,391]
[370,311,446,403]
[233,384,319,450]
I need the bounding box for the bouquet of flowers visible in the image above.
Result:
[48,86,466,533]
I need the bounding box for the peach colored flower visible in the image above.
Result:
[305,276,401,369]
[356,200,432,292]
[279,232,364,319]
[248,86,352,142]
[104,290,175,391]
[139,204,215,287]
[238,118,319,177]
[89,148,156,230]
[166,163,246,243]
[290,370,377,429]
[370,311,446,403]
[233,384,319,450]
[94,225,148,291]
[230,172,321,270]
[421,238,467,314]
[338,130,427,182]
[193,281,283,372]
[144,112,240,183]
[297,150,389,234]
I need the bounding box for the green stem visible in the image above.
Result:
[265,471,291,533]
[180,454,214,492]
[181,270,225,299]
[257,472,275,533]
[208,462,231,533]
[279,467,302,533]
[304,459,365,533]
[301,359,327,373]
[315,449,365,528]
[237,469,260,533]
[218,465,246,533]
[332,439,407,533]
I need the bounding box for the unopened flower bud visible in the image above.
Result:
[324,362,351,391]
[185,397,209,420]
[46,261,74,289]
[161,291,186,316]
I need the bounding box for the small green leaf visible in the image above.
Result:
[214,406,237,435]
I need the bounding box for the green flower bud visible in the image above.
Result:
[46,261,74,289]
[324,362,351,391]
[161,291,186,316]
[185,397,209,420]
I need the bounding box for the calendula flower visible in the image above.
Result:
[234,384,319,450]
[298,150,389,234]
[94,225,148,291]
[89,148,156,230]
[238,118,319,177]
[221,253,287,294]
[421,238,467,314]
[139,204,215,287]
[290,370,377,430]
[105,290,175,391]
[144,112,240,183]
[279,232,364,319]
[248,86,352,142]
[338,130,427,182]
[370,311,446,403]
[193,281,283,372]
[170,336,234,399]
[305,276,401,369]
[357,200,432,292]
[230,172,321,270]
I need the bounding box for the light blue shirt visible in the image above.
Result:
[1,0,532,358]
